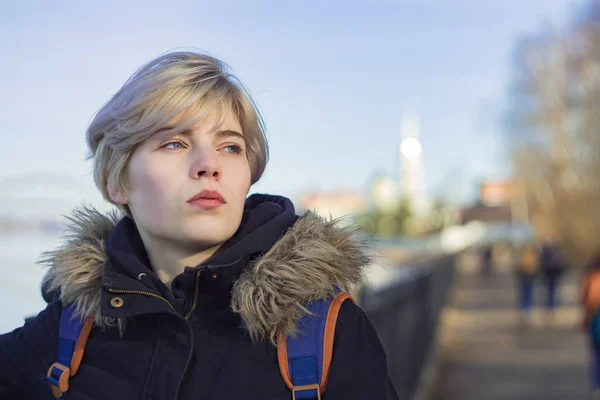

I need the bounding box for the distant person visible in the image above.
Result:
[582,246,600,398]
[539,241,567,313]
[0,51,399,399]
[516,242,539,328]
[481,245,494,276]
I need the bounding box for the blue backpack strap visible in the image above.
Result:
[278,291,354,399]
[47,304,94,399]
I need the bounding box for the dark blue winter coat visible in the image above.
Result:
[0,194,399,399]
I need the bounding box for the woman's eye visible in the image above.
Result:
[223,144,243,154]
[162,141,185,150]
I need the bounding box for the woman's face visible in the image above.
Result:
[111,105,251,252]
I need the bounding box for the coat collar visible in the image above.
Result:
[40,201,373,344]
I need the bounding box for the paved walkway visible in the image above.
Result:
[432,254,591,400]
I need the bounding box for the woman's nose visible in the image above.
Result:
[190,148,221,180]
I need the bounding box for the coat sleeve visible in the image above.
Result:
[325,301,399,400]
[0,300,61,399]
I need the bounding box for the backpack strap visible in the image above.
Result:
[47,304,94,399]
[277,291,354,399]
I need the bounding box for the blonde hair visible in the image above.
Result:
[86,51,268,214]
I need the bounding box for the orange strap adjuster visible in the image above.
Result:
[47,316,94,398]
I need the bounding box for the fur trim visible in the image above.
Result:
[40,207,373,343]
[231,212,372,344]
[39,206,125,332]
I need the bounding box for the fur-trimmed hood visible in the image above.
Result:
[40,201,373,344]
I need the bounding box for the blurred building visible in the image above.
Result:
[292,110,442,230]
[460,180,527,224]
[367,172,398,212]
[479,181,517,206]
[297,111,436,226]
[297,192,367,220]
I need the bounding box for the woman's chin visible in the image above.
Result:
[180,214,239,244]
[178,226,233,250]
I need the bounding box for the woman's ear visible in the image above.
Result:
[108,186,129,205]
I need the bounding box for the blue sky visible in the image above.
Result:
[0,0,578,207]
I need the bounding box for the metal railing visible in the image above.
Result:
[358,254,456,400]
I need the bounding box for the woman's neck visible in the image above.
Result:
[140,233,222,287]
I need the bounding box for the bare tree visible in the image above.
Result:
[507,0,600,265]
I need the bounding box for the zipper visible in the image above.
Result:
[174,270,202,399]
[107,269,202,320]
[109,271,203,399]
[184,270,202,320]
[107,288,175,310]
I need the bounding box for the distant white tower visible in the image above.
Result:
[399,112,428,215]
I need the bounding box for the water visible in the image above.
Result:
[0,231,61,334]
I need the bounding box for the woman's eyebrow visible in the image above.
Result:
[214,129,246,143]
[152,127,246,143]
[152,127,191,137]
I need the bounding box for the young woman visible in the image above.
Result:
[0,51,399,399]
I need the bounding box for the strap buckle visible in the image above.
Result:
[292,384,321,400]
[47,362,70,398]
